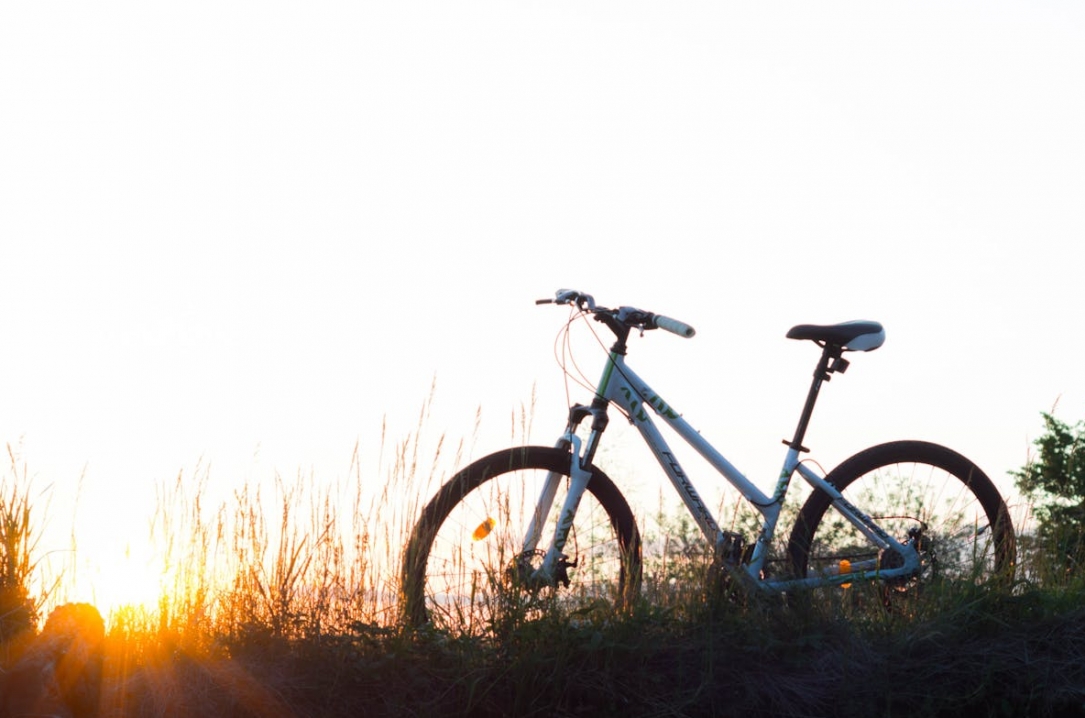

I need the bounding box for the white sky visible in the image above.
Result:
[2,2,1083,608]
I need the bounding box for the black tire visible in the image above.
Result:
[401,446,642,631]
[787,441,1016,603]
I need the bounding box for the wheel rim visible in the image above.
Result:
[416,462,633,633]
[801,458,1012,606]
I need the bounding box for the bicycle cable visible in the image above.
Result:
[562,307,641,424]
[553,308,591,407]
[553,307,637,422]
[549,296,694,427]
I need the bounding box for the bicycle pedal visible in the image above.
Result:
[555,554,577,588]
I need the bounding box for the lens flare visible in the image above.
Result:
[472,518,496,541]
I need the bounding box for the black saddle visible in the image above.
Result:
[786,321,885,352]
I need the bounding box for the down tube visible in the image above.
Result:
[604,364,777,528]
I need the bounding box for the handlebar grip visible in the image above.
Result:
[653,314,696,338]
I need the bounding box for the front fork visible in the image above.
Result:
[520,402,607,588]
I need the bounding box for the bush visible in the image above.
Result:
[1012,412,1085,576]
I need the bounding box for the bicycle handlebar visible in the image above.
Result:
[652,314,696,338]
[537,289,696,339]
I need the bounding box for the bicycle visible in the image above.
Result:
[401,289,1016,630]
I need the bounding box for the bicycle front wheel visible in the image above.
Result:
[788,441,1015,604]
[401,446,642,632]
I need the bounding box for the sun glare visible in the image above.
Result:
[72,536,171,619]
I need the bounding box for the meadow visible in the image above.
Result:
[3,422,1085,718]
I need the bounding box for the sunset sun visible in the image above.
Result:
[72,535,172,619]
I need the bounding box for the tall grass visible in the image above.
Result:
[3,417,1085,716]
[0,444,51,647]
[106,413,451,651]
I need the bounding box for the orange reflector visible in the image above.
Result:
[472,518,496,541]
[839,559,852,589]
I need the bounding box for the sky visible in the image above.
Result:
[2,2,1084,611]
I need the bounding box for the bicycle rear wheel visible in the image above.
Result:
[787,441,1015,607]
[401,446,642,632]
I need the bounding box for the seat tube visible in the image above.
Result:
[786,345,837,453]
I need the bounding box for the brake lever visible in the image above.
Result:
[537,289,596,311]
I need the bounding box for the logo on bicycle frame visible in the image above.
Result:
[619,387,678,422]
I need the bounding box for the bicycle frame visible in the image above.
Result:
[525,345,922,593]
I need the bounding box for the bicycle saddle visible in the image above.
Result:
[786,321,885,352]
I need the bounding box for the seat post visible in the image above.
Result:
[785,343,843,453]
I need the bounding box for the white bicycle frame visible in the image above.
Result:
[524,347,922,592]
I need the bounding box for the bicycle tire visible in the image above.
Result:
[401,446,642,630]
[787,440,1016,602]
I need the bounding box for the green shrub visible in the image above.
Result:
[1012,412,1085,577]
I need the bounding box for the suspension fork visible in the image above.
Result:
[523,400,610,586]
